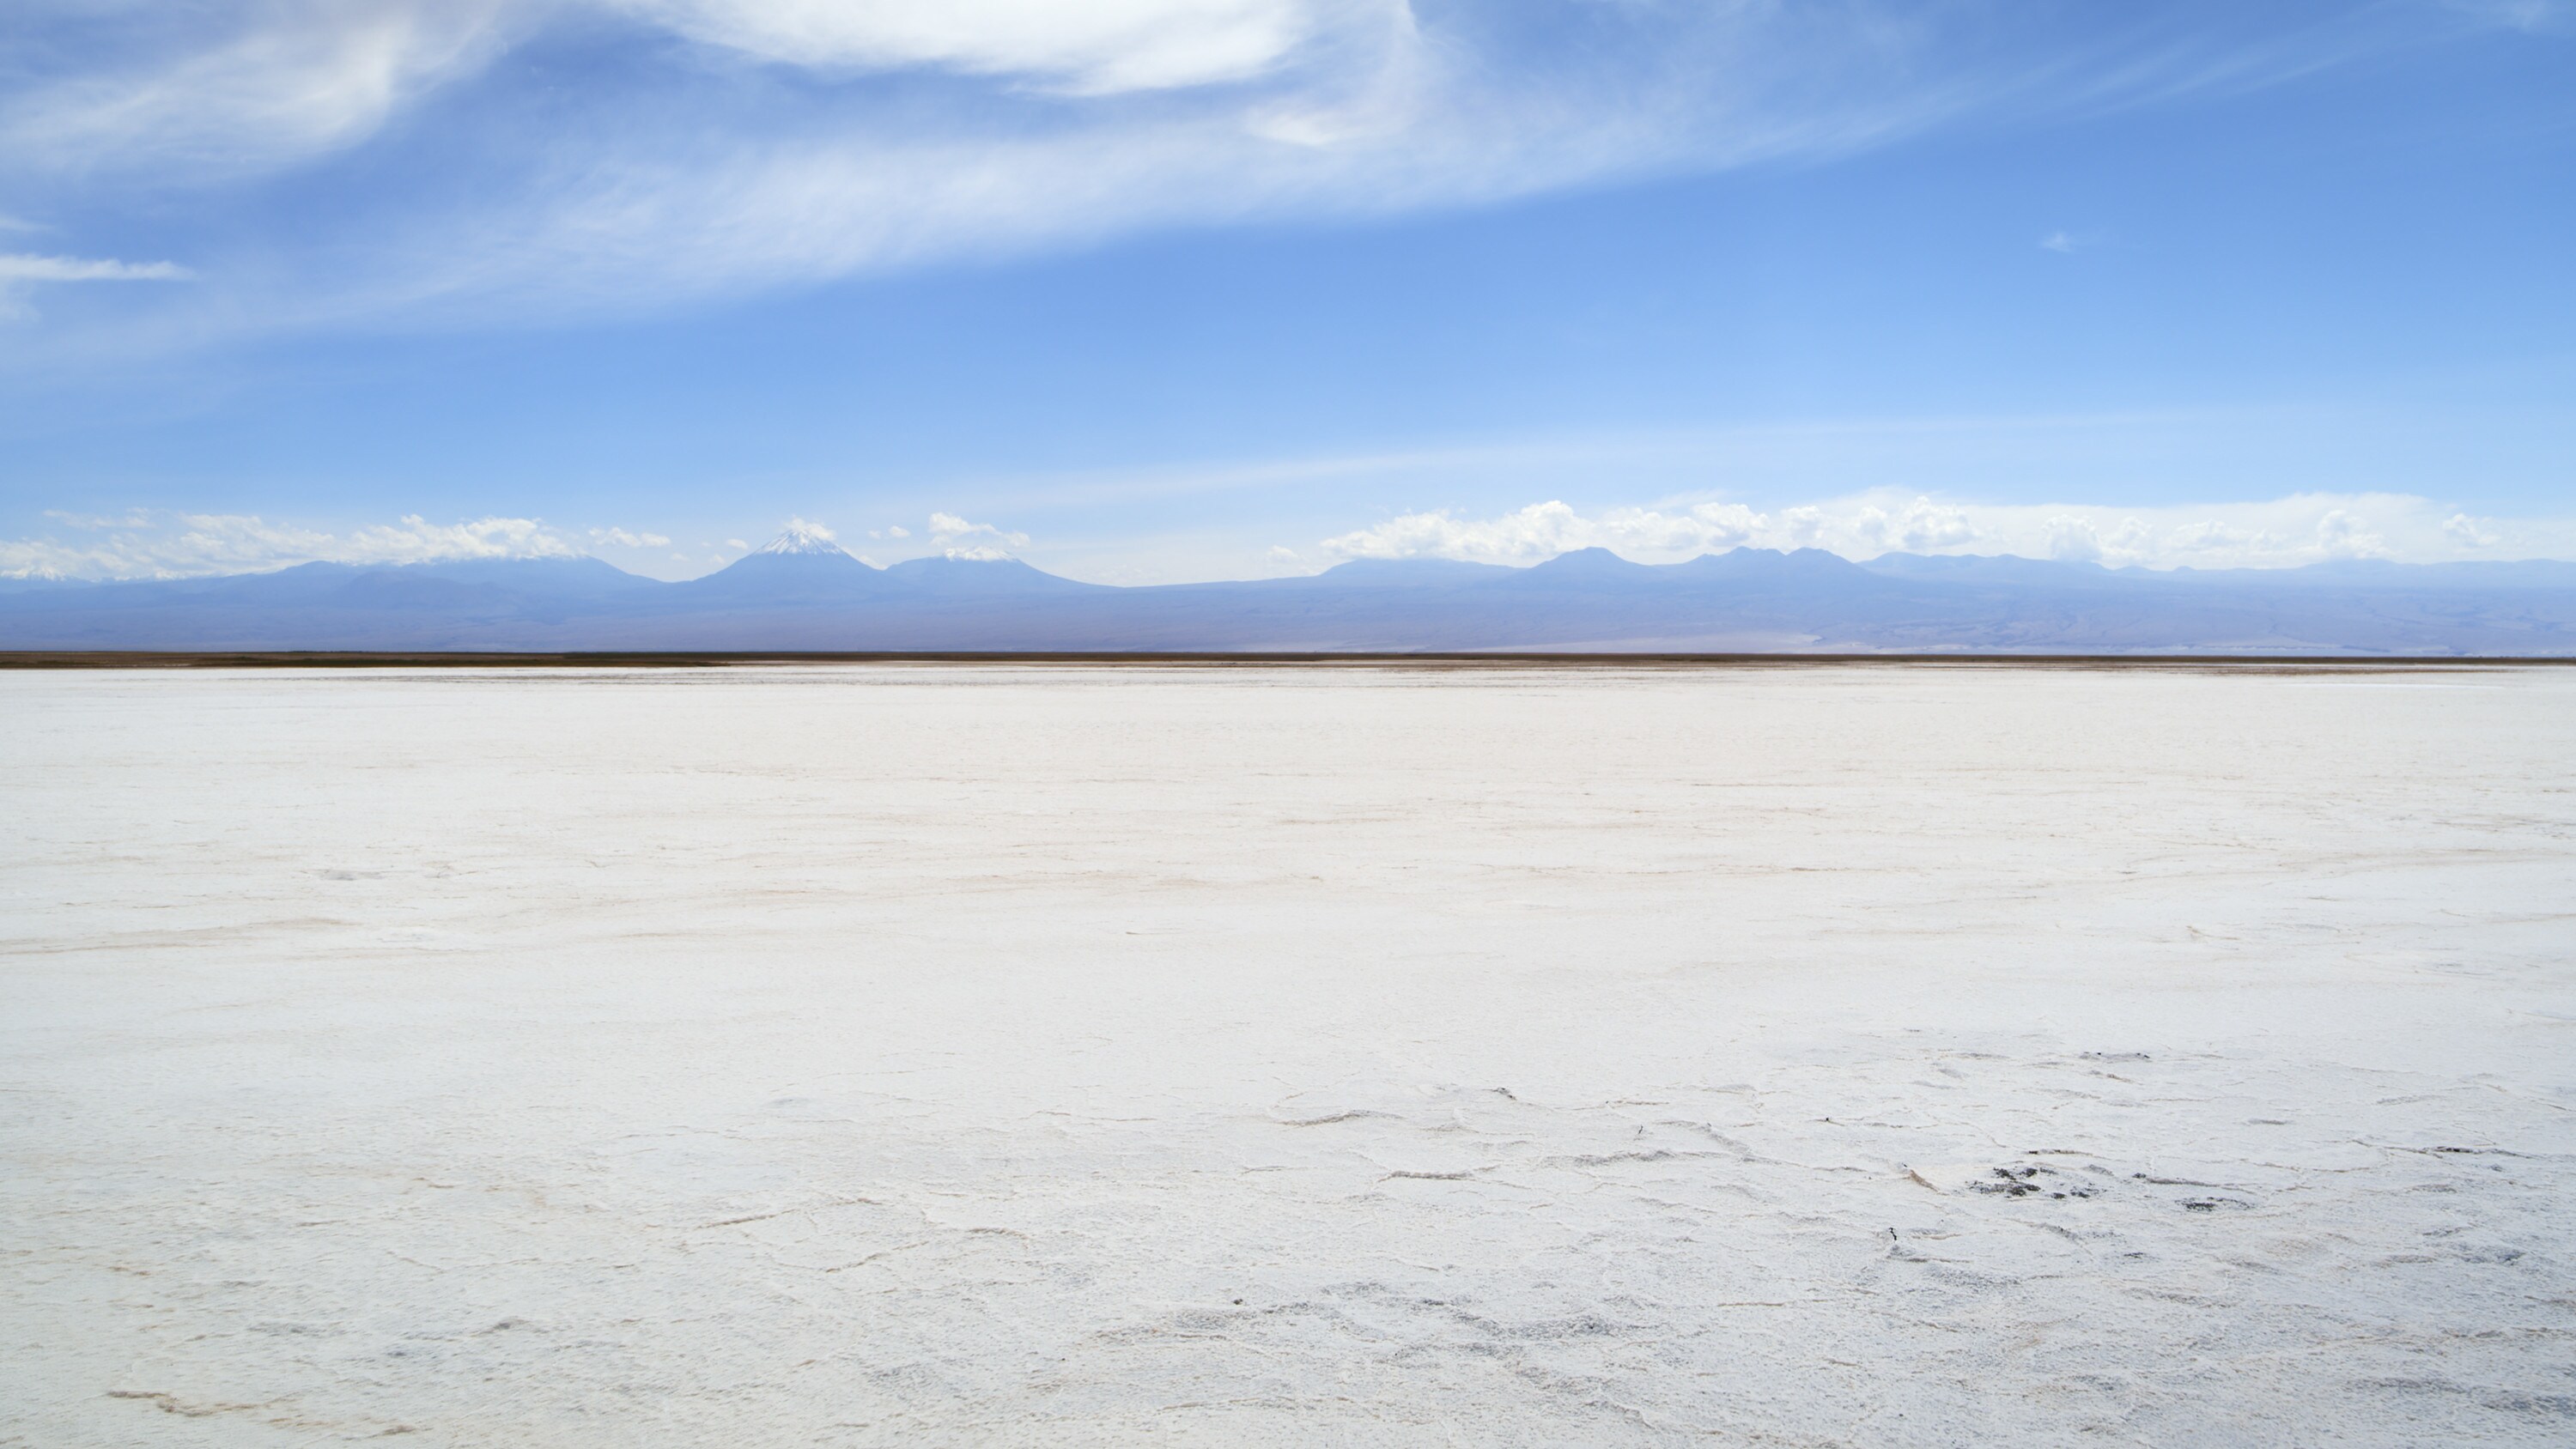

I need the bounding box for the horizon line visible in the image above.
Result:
[16,542,2576,591]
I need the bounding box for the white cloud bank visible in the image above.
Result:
[4,511,583,579]
[1320,491,2576,571]
[588,525,671,548]
[928,511,1030,560]
[0,507,1050,578]
[11,492,2570,583]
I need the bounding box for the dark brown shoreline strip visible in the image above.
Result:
[3,651,2571,671]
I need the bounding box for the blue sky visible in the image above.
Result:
[2,0,2570,582]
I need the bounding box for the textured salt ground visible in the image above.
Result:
[2,665,2572,1446]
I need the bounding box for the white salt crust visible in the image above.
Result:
[2,664,2571,1446]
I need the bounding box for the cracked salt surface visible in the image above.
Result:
[3,664,2573,1446]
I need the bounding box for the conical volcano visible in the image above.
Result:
[754,521,848,557]
[678,523,891,602]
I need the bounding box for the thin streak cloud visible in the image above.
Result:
[0,253,191,282]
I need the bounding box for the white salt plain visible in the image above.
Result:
[3,663,2573,1446]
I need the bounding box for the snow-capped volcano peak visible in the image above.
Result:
[756,520,847,557]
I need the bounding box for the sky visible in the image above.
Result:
[1,0,2571,584]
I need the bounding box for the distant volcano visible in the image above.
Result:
[883,554,1103,597]
[754,522,851,558]
[680,523,890,601]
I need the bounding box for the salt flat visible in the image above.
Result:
[3,664,2572,1446]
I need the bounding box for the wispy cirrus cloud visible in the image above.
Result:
[2442,0,2573,34]
[1,1,519,183]
[601,0,1331,94]
[0,1,2544,351]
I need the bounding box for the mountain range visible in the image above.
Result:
[8,529,2576,655]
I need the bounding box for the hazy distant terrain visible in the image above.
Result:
[5,664,2571,1445]
[8,540,2576,654]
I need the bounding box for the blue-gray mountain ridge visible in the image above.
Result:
[7,528,2575,654]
